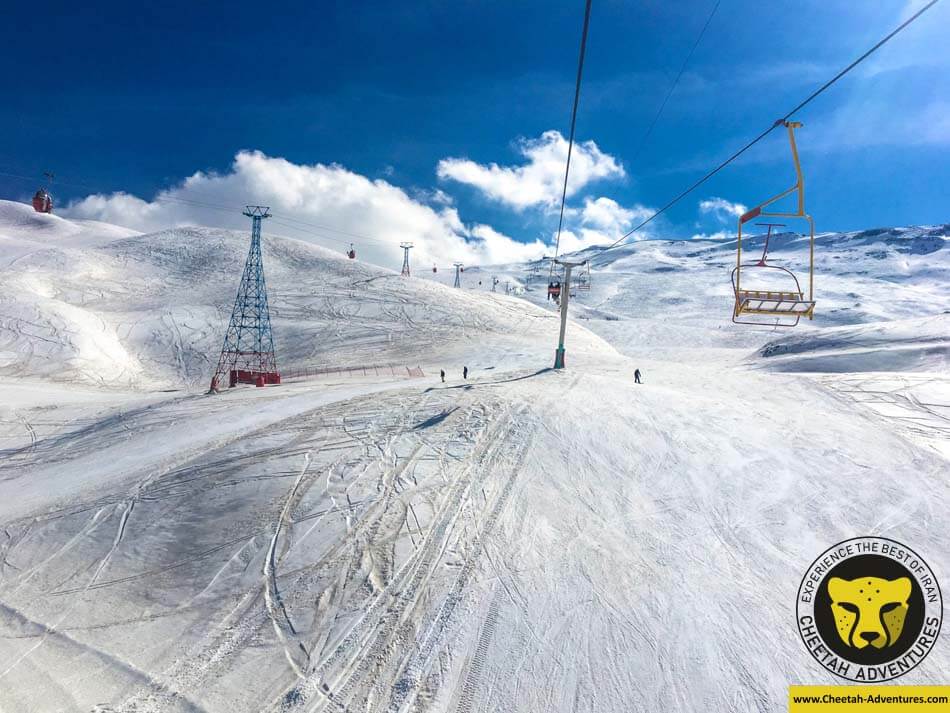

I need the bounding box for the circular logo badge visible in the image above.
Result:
[797,537,942,682]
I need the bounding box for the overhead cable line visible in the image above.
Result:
[629,0,721,165]
[266,213,392,246]
[550,0,594,278]
[600,0,941,254]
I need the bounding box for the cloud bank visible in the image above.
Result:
[552,196,654,253]
[65,151,548,268]
[64,132,661,267]
[699,197,747,222]
[436,130,625,210]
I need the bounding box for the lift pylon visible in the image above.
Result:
[209,206,280,391]
[552,258,586,369]
[400,242,413,277]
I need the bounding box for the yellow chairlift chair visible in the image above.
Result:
[732,121,816,326]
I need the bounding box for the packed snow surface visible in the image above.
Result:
[0,199,947,712]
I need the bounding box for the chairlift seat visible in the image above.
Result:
[736,289,815,317]
[731,121,816,328]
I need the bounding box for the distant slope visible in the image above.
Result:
[440,223,950,360]
[0,200,613,389]
[754,313,950,373]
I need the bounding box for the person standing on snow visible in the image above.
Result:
[440,369,445,383]
[634,368,642,384]
[463,366,468,380]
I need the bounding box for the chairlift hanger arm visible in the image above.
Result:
[740,122,806,225]
[734,123,816,325]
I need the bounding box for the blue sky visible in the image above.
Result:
[2,0,948,263]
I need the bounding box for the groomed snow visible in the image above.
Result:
[0,201,947,712]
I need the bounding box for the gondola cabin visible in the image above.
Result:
[347,243,356,259]
[32,188,53,214]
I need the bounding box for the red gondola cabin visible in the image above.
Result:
[32,189,53,214]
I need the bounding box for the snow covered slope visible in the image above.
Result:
[0,200,612,389]
[435,224,949,359]
[755,314,950,373]
[0,200,948,713]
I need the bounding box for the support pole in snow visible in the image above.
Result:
[553,258,586,369]
[400,242,413,277]
[453,263,463,288]
[491,276,499,292]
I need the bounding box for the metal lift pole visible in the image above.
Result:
[553,258,586,369]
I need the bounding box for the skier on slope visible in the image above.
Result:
[634,368,642,384]
[440,369,445,383]
[463,366,468,380]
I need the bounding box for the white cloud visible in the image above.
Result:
[580,196,649,232]
[470,224,547,264]
[64,150,547,268]
[690,230,733,241]
[436,130,625,210]
[699,197,747,223]
[551,196,654,253]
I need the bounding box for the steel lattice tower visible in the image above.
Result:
[400,242,413,277]
[209,206,280,391]
[453,263,463,288]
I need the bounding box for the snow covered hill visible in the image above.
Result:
[0,200,612,389]
[0,200,948,713]
[440,224,950,356]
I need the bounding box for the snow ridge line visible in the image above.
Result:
[265,451,313,679]
[0,599,210,713]
[0,499,133,682]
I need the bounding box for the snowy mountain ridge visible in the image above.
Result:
[0,200,611,389]
[2,198,947,389]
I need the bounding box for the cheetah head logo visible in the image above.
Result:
[828,576,912,649]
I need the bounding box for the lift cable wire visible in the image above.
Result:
[599,0,941,255]
[549,0,593,279]
[629,0,721,165]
